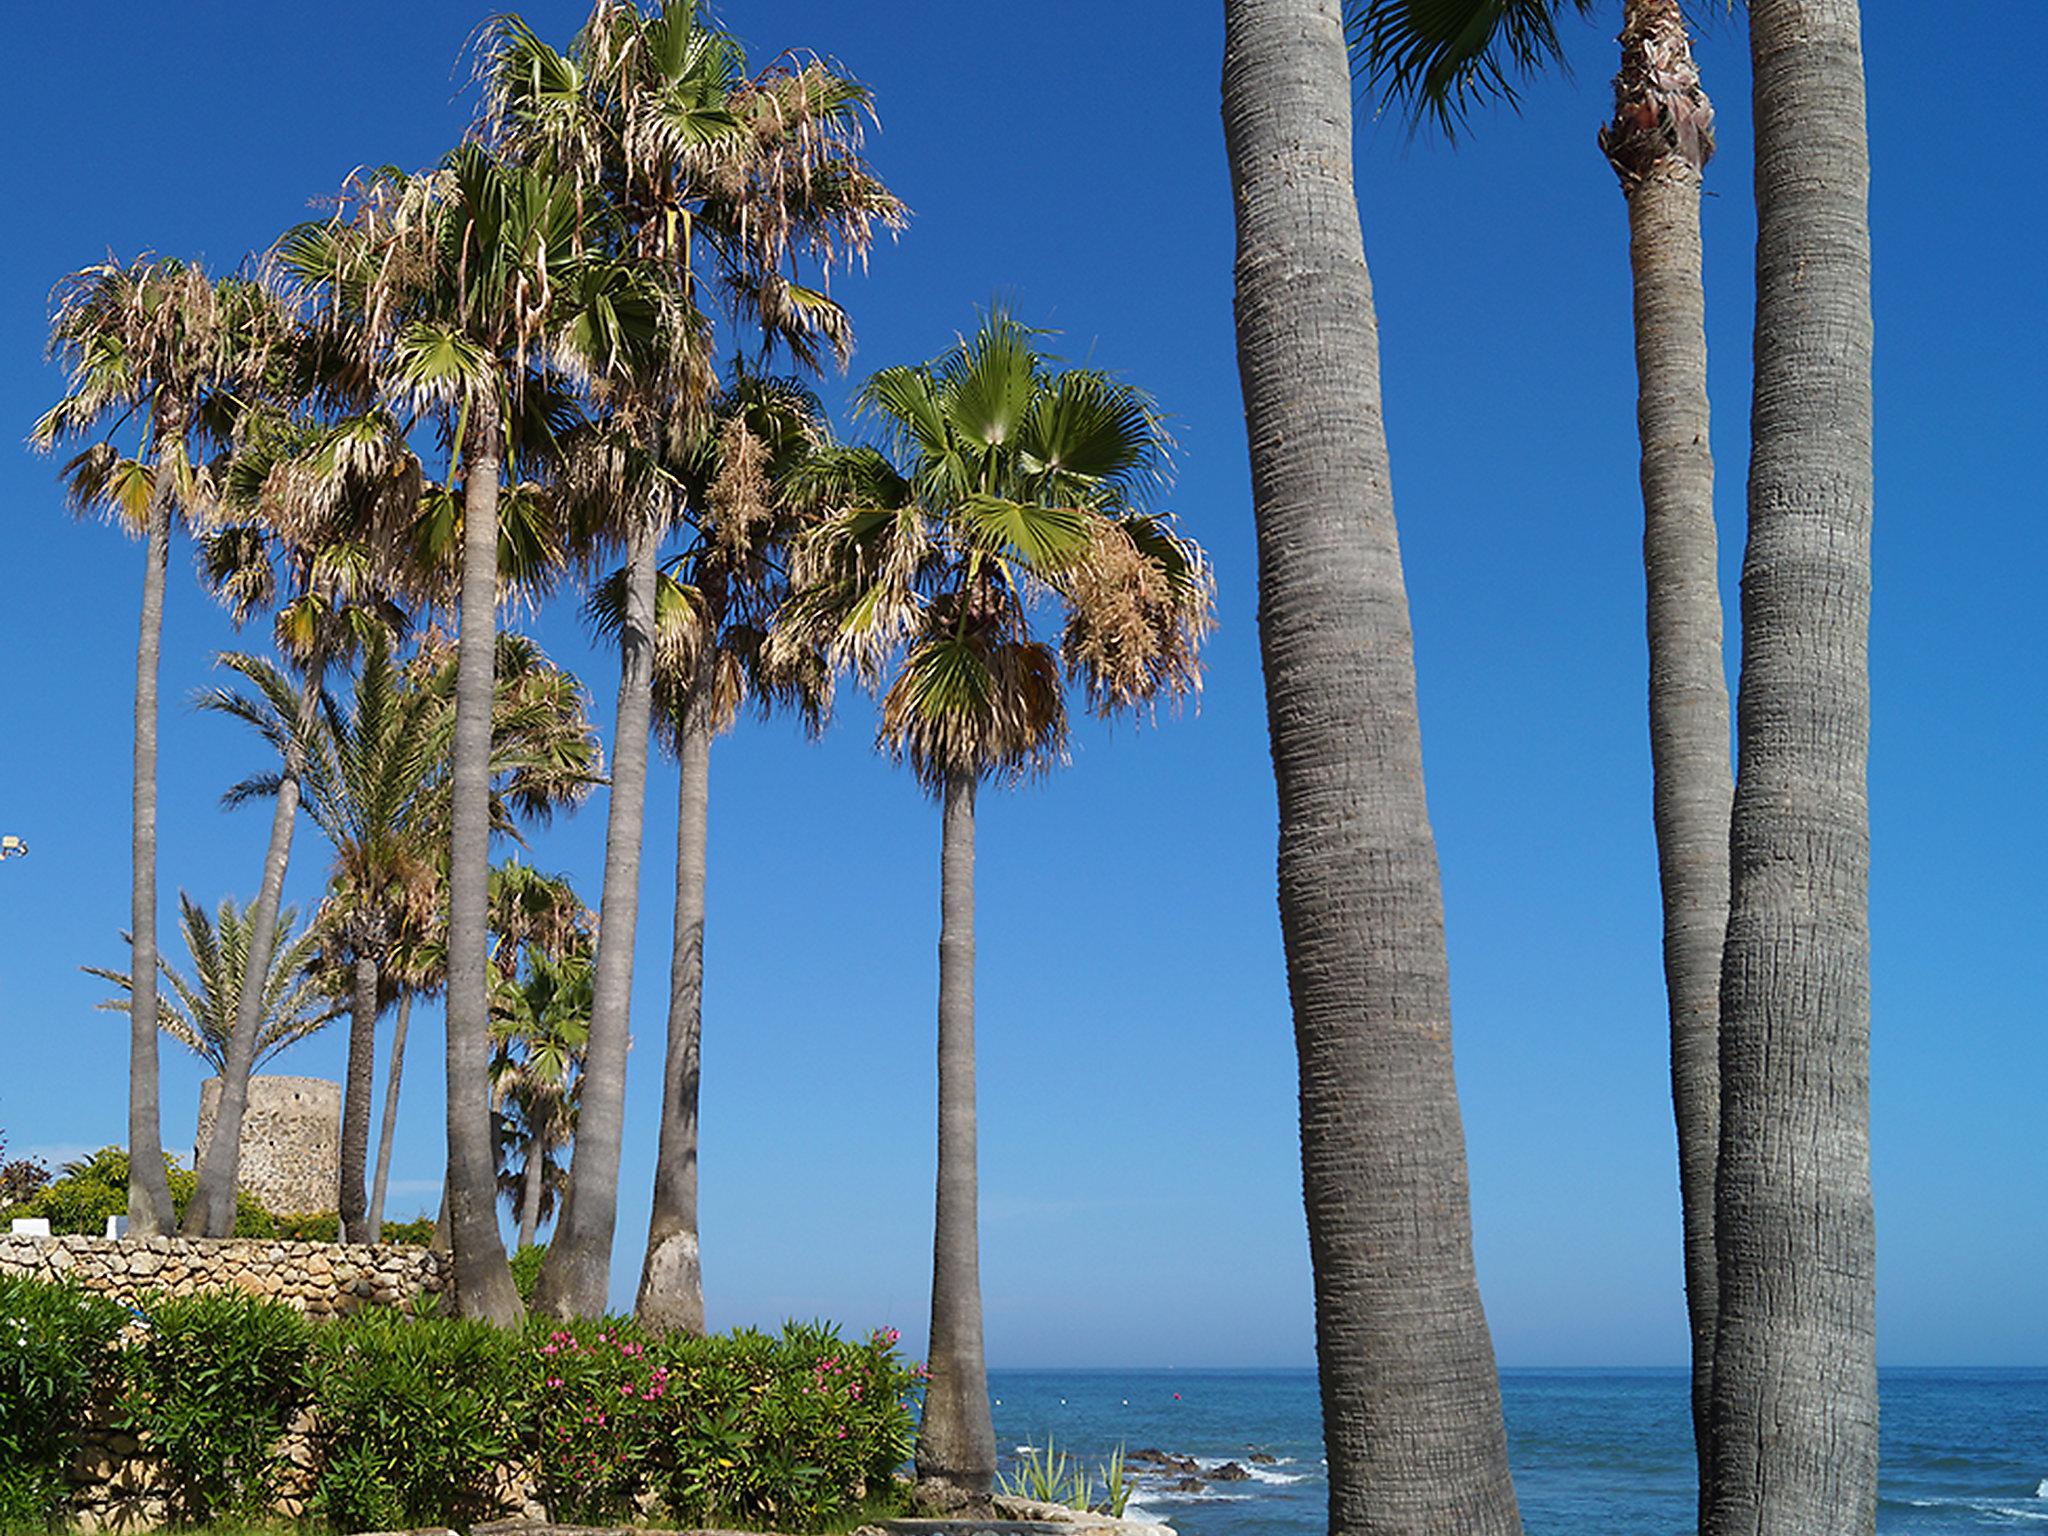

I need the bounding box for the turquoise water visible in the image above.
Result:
[985,1367,2048,1534]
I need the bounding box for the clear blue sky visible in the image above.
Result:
[0,2,2039,1369]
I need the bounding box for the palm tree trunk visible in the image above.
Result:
[533,517,659,1318]
[444,397,522,1322]
[1706,1,1876,1531]
[1601,2,1730,1515]
[366,990,412,1239]
[340,953,380,1240]
[914,772,995,1500]
[1222,4,1522,1531]
[126,451,178,1237]
[517,1133,545,1252]
[186,675,315,1237]
[636,650,714,1334]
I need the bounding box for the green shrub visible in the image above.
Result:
[1,1147,274,1237]
[380,1215,437,1247]
[307,1310,521,1533]
[270,1211,339,1243]
[0,1276,129,1527]
[508,1243,546,1303]
[117,1290,311,1522]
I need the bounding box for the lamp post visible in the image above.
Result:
[0,835,27,861]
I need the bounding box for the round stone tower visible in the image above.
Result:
[194,1075,341,1217]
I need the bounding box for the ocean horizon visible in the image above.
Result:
[985,1366,2048,1534]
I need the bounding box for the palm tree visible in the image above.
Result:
[183,408,416,1237]
[572,374,836,1333]
[1221,3,1523,1530]
[207,629,598,1240]
[86,893,342,1077]
[1705,2,1877,1530]
[281,148,663,1319]
[780,315,1211,1500]
[491,945,593,1251]
[33,256,283,1235]
[1349,0,1731,1504]
[478,0,903,1321]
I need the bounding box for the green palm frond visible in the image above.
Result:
[1346,0,1596,130]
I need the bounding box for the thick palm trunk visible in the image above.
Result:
[914,773,995,1499]
[517,1137,545,1252]
[187,679,313,1237]
[339,953,380,1240]
[1705,1,1876,1531]
[635,658,714,1334]
[1222,4,1522,1532]
[1600,1,1730,1513]
[533,519,659,1318]
[126,458,178,1237]
[445,400,523,1322]
[366,991,412,1238]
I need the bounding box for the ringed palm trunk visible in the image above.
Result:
[1601,0,1731,1511]
[517,1126,546,1251]
[913,771,995,1499]
[187,677,315,1237]
[1222,3,1523,1531]
[340,952,380,1240]
[444,397,523,1322]
[1705,1,1877,1531]
[126,446,179,1236]
[533,518,659,1318]
[367,991,412,1238]
[636,639,716,1334]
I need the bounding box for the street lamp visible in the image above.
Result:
[0,836,27,861]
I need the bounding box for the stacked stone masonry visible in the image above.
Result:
[193,1073,343,1215]
[0,1232,448,1317]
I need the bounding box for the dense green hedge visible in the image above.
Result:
[0,1276,918,1533]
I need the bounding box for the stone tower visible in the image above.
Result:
[194,1075,341,1217]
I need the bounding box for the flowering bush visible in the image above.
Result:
[521,1317,670,1521]
[0,1276,129,1527]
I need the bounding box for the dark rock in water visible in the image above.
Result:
[1209,1461,1253,1482]
[1129,1448,1173,1465]
[1249,1452,1279,1465]
[1171,1478,1207,1493]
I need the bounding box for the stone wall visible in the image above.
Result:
[0,1233,448,1317]
[194,1073,341,1215]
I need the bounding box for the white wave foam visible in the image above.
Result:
[1245,1464,1307,1485]
[2037,1477,2048,1499]
[1142,1490,1255,1506]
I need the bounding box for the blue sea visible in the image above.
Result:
[985,1368,2048,1534]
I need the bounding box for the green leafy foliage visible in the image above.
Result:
[116,1291,312,1522]
[307,1311,521,1532]
[508,1242,547,1303]
[0,1276,130,1527]
[1,1147,274,1238]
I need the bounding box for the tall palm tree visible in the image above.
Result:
[584,374,835,1334]
[86,893,342,1077]
[1349,0,1731,1504]
[207,630,598,1240]
[479,0,903,1321]
[33,256,283,1235]
[281,148,664,1319]
[1705,1,1876,1530]
[1221,3,1524,1530]
[781,315,1211,1500]
[491,945,593,1251]
[183,408,416,1237]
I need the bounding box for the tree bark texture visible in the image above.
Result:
[188,702,309,1237]
[339,953,380,1240]
[1223,4,1523,1532]
[517,1134,545,1252]
[1602,0,1731,1512]
[126,457,178,1236]
[534,518,659,1317]
[367,990,411,1238]
[913,773,996,1497]
[636,650,714,1335]
[445,400,522,1322]
[1706,1,1877,1532]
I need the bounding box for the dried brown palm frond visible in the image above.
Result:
[1060,514,1217,717]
